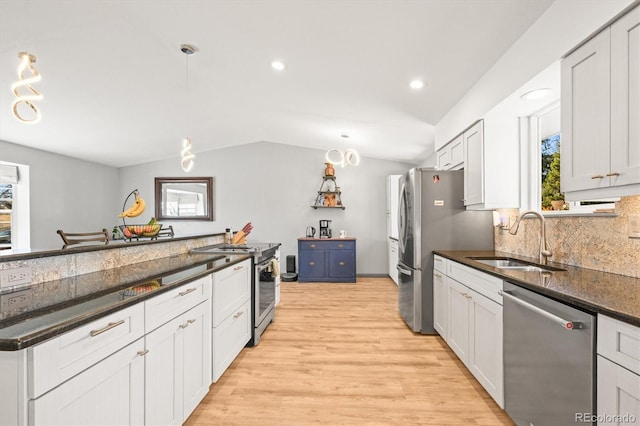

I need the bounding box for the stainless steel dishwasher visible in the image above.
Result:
[501,282,595,426]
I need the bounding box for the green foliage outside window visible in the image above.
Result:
[541,134,565,210]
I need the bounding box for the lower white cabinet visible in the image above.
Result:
[597,315,640,425]
[211,258,252,383]
[145,300,211,426]
[29,339,145,426]
[436,258,504,408]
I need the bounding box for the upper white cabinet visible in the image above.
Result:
[561,5,640,200]
[436,134,464,171]
[464,121,485,207]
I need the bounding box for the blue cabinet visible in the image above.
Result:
[298,239,356,283]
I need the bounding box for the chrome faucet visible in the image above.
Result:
[509,210,552,265]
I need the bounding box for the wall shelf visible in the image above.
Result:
[311,175,345,210]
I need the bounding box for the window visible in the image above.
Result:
[525,103,616,214]
[0,183,12,250]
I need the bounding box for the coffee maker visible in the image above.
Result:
[319,220,332,239]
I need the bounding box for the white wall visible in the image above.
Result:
[435,0,634,149]
[0,140,120,250]
[118,141,414,275]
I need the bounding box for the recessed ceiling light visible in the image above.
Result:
[521,88,552,101]
[271,60,286,71]
[409,79,424,90]
[341,132,349,139]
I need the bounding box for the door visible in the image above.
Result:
[463,121,484,206]
[397,261,420,332]
[182,302,211,417]
[433,270,447,337]
[598,355,640,425]
[446,278,470,364]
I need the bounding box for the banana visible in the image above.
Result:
[119,192,146,218]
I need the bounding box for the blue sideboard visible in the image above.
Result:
[298,238,356,283]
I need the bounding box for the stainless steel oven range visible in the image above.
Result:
[191,242,280,346]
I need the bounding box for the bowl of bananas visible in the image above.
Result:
[125,224,161,237]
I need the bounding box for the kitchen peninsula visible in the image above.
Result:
[0,233,258,425]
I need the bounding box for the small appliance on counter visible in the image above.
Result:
[319,220,332,238]
[306,226,316,237]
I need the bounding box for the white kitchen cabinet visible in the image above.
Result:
[386,174,401,240]
[561,5,640,200]
[441,259,504,408]
[433,255,448,337]
[211,258,252,383]
[436,134,464,170]
[29,339,145,426]
[597,315,640,425]
[388,238,398,285]
[145,300,211,426]
[463,120,485,207]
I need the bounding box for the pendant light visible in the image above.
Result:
[11,51,43,124]
[325,133,360,167]
[180,44,196,172]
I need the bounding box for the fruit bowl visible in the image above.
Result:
[120,224,161,238]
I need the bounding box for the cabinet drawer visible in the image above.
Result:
[300,250,327,279]
[299,240,354,250]
[145,276,210,332]
[448,261,502,304]
[212,259,251,326]
[433,254,447,274]
[212,299,251,383]
[28,303,145,399]
[598,315,640,375]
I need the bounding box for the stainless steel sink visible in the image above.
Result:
[467,257,565,272]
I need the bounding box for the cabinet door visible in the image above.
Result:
[561,29,611,193]
[468,289,503,408]
[212,259,251,326]
[29,339,145,426]
[437,147,452,170]
[446,278,470,365]
[145,315,183,426]
[329,250,355,279]
[299,250,326,280]
[433,270,447,338]
[611,5,640,187]
[463,121,484,206]
[182,301,211,417]
[598,355,640,425]
[212,300,251,383]
[449,135,464,169]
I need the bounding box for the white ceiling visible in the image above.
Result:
[0,0,555,168]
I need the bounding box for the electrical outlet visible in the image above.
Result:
[0,289,30,312]
[0,266,33,288]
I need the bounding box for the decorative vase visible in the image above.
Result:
[324,162,335,177]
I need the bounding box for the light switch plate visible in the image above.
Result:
[629,214,640,239]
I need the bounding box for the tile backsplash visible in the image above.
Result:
[495,196,640,277]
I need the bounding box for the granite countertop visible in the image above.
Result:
[434,250,640,327]
[0,252,251,350]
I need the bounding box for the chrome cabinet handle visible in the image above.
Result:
[310,244,316,248]
[233,311,244,319]
[499,290,581,330]
[339,261,345,266]
[137,350,149,357]
[434,272,442,278]
[179,323,189,329]
[187,319,196,324]
[233,266,244,271]
[90,319,125,337]
[309,261,315,266]
[179,287,197,296]
[607,172,620,177]
[591,174,604,179]
[338,244,344,248]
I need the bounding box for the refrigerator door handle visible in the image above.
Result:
[396,264,412,276]
[398,181,407,253]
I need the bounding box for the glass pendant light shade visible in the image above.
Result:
[181,137,195,172]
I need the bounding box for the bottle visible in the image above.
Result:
[224,228,232,245]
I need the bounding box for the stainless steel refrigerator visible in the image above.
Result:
[397,168,494,334]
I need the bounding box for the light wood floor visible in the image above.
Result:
[185,277,514,425]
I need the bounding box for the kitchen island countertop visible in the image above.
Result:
[434,250,640,327]
[0,252,250,350]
